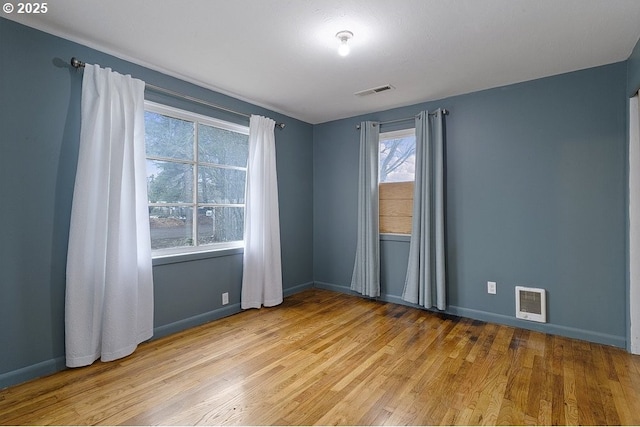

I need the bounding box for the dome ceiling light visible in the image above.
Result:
[335,30,354,57]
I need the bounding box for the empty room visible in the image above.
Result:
[2,0,640,425]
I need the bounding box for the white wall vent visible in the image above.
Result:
[515,286,546,323]
[354,84,395,97]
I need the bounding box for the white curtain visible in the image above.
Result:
[351,121,380,298]
[630,91,640,355]
[241,115,283,309]
[402,110,446,309]
[65,64,153,367]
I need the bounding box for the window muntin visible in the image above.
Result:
[144,101,249,255]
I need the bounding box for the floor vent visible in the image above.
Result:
[515,286,546,323]
[354,84,395,97]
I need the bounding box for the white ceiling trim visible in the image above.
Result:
[4,17,299,121]
[5,0,640,124]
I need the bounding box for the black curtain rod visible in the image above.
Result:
[70,57,285,130]
[355,109,448,129]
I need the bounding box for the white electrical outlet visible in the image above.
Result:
[487,281,497,295]
[222,292,229,305]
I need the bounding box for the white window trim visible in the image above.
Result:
[380,127,415,140]
[379,126,416,185]
[152,240,244,258]
[144,101,249,258]
[145,101,249,136]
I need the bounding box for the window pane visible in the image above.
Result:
[198,166,246,204]
[197,207,244,245]
[149,206,194,250]
[379,136,416,182]
[146,160,193,203]
[198,123,248,167]
[145,111,194,160]
[145,102,249,254]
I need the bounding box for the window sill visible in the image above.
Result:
[380,233,411,242]
[152,245,243,266]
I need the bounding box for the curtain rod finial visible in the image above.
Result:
[70,57,85,68]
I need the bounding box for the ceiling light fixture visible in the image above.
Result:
[336,30,353,57]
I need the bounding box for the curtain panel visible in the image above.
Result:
[241,115,283,309]
[65,64,154,367]
[630,92,640,354]
[402,110,446,310]
[351,121,381,298]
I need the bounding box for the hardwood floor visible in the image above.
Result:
[1,288,639,425]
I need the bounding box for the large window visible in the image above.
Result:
[379,128,416,234]
[144,101,249,255]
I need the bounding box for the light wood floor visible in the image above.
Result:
[1,289,640,425]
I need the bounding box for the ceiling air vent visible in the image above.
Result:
[354,84,395,97]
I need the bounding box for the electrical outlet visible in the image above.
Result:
[222,292,229,305]
[487,281,497,295]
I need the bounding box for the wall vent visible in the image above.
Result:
[515,286,546,323]
[354,84,395,97]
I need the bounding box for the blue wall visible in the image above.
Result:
[628,35,640,96]
[314,62,628,347]
[0,18,313,388]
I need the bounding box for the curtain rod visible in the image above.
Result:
[70,57,285,130]
[355,110,448,129]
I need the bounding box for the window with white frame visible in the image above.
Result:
[379,128,416,183]
[144,101,249,255]
[378,128,416,234]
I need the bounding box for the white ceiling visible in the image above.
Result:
[6,0,640,124]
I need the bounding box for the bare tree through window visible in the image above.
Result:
[379,130,416,183]
[144,103,248,253]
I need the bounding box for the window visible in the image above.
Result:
[144,101,249,255]
[379,128,416,234]
[379,128,416,183]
